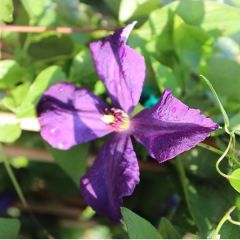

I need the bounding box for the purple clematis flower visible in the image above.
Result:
[37,22,218,222]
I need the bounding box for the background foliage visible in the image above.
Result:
[1,0,240,238]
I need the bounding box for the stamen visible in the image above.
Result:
[101,108,130,131]
[101,115,115,124]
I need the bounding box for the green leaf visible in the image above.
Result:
[151,57,180,96]
[200,75,230,129]
[175,0,204,26]
[0,0,14,23]
[27,32,74,60]
[121,207,162,239]
[94,80,106,96]
[20,0,56,25]
[202,1,240,35]
[176,158,238,238]
[1,82,31,113]
[183,147,219,179]
[104,0,121,16]
[173,1,240,35]
[175,1,240,35]
[137,5,171,41]
[0,60,24,89]
[47,144,89,187]
[229,112,240,135]
[155,10,175,53]
[0,218,20,238]
[17,66,66,117]
[119,0,160,22]
[69,49,98,86]
[229,168,240,193]
[158,217,181,239]
[55,0,81,23]
[205,56,240,103]
[174,21,209,71]
[219,220,240,239]
[132,103,144,116]
[140,1,240,41]
[0,124,21,143]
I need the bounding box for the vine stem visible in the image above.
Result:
[0,144,54,238]
[212,206,240,239]
[198,143,224,155]
[215,135,233,179]
[200,75,230,130]
[0,144,27,207]
[198,142,240,166]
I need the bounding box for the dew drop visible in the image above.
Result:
[58,142,65,149]
[50,128,56,134]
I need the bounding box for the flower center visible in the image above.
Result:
[101,108,130,132]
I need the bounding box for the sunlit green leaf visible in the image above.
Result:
[70,49,95,82]
[1,82,31,112]
[202,1,240,35]
[229,169,240,193]
[0,124,21,143]
[0,218,20,238]
[175,1,240,35]
[69,48,97,86]
[155,10,175,53]
[121,207,162,239]
[140,0,240,41]
[17,66,66,117]
[132,103,144,116]
[0,0,14,23]
[137,5,171,41]
[151,57,180,96]
[174,22,209,71]
[119,0,160,22]
[0,60,24,89]
[94,80,106,96]
[205,57,240,102]
[11,156,29,169]
[20,0,56,25]
[175,0,204,25]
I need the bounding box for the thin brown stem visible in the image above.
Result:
[0,25,115,34]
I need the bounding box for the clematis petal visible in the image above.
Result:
[37,82,112,150]
[131,89,218,163]
[90,22,146,114]
[80,133,140,221]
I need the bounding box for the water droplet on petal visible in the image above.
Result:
[58,142,65,149]
[51,128,56,134]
